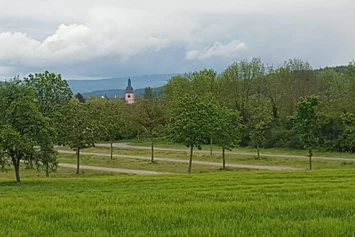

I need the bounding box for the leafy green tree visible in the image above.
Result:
[169,95,211,173]
[24,71,73,116]
[24,71,72,176]
[217,58,266,120]
[0,79,51,182]
[57,99,98,174]
[339,112,355,153]
[133,95,168,163]
[214,106,244,169]
[143,87,154,100]
[316,69,344,114]
[88,98,125,159]
[0,150,7,172]
[75,93,86,103]
[291,96,320,170]
[248,96,273,158]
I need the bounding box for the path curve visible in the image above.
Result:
[95,143,355,162]
[57,150,303,171]
[59,162,171,175]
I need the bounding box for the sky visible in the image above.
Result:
[0,0,354,80]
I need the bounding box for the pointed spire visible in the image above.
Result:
[126,76,133,92]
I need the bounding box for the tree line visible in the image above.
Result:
[1,58,355,182]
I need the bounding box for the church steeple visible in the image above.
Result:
[125,77,135,104]
[126,77,133,92]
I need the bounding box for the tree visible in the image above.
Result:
[75,93,86,103]
[0,79,51,182]
[169,95,211,173]
[87,98,125,159]
[133,93,168,163]
[0,149,8,172]
[339,112,355,153]
[214,106,244,169]
[291,96,320,170]
[217,58,266,121]
[24,71,72,176]
[248,96,273,158]
[57,99,98,174]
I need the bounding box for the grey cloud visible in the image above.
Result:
[0,0,354,80]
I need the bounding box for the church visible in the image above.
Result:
[101,78,135,103]
[124,78,135,104]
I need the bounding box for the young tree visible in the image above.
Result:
[57,99,98,174]
[214,106,244,169]
[133,96,168,163]
[88,98,125,159]
[248,96,273,158]
[24,71,72,176]
[291,96,320,170]
[169,95,211,173]
[0,79,51,182]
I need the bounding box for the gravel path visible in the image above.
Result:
[95,143,355,162]
[57,150,303,171]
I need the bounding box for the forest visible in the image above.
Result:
[1,58,355,182]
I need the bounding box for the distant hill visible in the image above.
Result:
[67,73,179,94]
[82,86,164,99]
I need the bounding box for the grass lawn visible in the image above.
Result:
[1,170,355,236]
[58,146,355,170]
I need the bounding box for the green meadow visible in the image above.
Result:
[2,170,355,236]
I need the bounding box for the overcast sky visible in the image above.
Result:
[0,0,354,80]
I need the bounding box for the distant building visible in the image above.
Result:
[125,78,135,104]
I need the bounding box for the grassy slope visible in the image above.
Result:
[1,170,355,236]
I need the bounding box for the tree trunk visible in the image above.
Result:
[110,141,113,160]
[1,157,5,172]
[13,161,21,183]
[45,162,49,177]
[151,135,154,163]
[188,145,194,174]
[222,147,226,170]
[309,149,312,170]
[76,147,80,174]
[210,136,213,156]
[257,142,260,159]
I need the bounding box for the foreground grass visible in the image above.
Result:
[1,170,355,236]
[59,146,355,170]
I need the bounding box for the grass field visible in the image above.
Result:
[2,170,355,236]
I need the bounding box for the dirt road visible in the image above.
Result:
[57,150,304,171]
[95,143,355,162]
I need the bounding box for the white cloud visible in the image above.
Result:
[0,0,354,79]
[0,6,206,67]
[185,41,247,61]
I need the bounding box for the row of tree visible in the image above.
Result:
[1,57,355,182]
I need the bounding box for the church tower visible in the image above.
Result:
[125,77,135,104]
